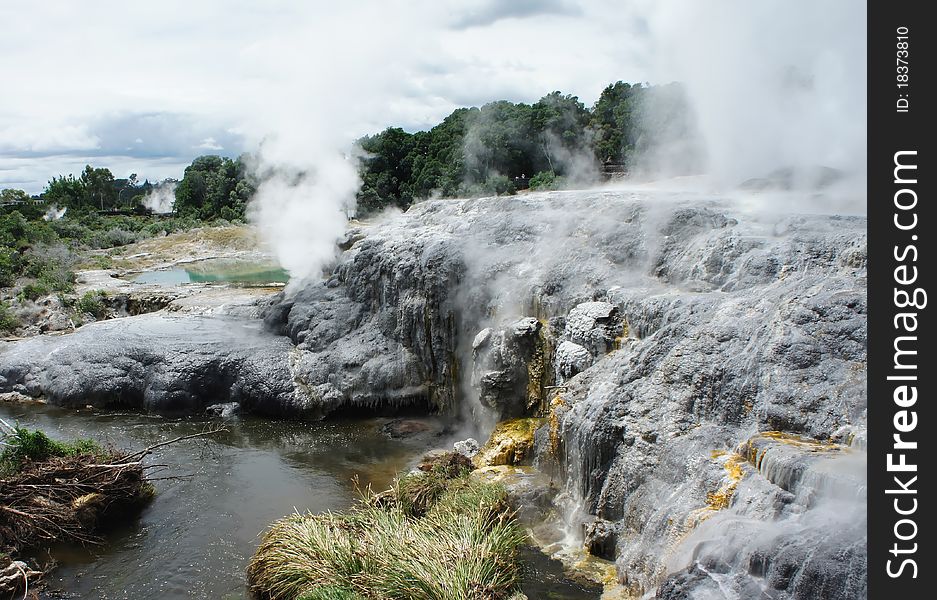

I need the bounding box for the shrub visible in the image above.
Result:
[0,247,17,288]
[90,228,140,249]
[529,170,555,190]
[21,244,76,293]
[0,426,104,475]
[18,281,51,301]
[485,175,516,196]
[528,170,567,191]
[77,290,107,319]
[86,254,115,270]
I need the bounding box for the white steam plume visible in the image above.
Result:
[248,152,358,289]
[143,181,176,214]
[43,205,67,221]
[236,3,435,292]
[640,0,866,189]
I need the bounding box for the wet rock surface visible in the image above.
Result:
[472,318,553,418]
[473,418,544,468]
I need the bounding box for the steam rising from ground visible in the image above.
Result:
[641,0,866,191]
[238,4,430,291]
[248,152,358,290]
[43,205,67,221]
[143,181,176,214]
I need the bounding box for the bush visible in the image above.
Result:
[0,426,104,475]
[528,170,567,191]
[77,290,107,319]
[487,174,516,195]
[18,281,51,301]
[529,170,555,190]
[90,228,140,249]
[86,254,115,270]
[0,247,17,288]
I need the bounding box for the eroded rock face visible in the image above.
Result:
[472,318,553,418]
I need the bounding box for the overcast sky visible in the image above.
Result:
[1,1,659,193]
[1,1,865,196]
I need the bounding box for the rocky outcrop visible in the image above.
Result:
[472,318,553,419]
[0,314,300,416]
[0,190,867,598]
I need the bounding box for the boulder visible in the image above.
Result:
[473,418,545,468]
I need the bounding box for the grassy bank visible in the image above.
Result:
[248,454,526,600]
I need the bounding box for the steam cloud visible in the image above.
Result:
[143,182,176,214]
[43,205,67,221]
[640,0,866,189]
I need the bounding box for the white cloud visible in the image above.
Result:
[196,137,223,151]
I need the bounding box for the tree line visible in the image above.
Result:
[3,80,698,222]
[33,156,256,221]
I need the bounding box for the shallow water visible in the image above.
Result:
[1,404,600,599]
[132,258,289,286]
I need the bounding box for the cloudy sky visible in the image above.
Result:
[1,0,659,193]
[1,1,864,194]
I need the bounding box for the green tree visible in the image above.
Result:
[174,155,254,219]
[358,128,417,213]
[0,189,31,205]
[79,165,118,210]
[589,81,641,166]
[43,175,85,209]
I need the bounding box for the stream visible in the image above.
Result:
[1,403,600,599]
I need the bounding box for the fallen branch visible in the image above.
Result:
[121,427,227,461]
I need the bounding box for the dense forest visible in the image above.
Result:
[356,81,700,212]
[37,155,256,221]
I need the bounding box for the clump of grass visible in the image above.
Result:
[0,426,105,476]
[248,465,524,600]
[82,254,115,270]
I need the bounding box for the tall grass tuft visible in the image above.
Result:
[248,467,525,600]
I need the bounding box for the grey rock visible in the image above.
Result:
[205,402,240,418]
[472,328,492,349]
[584,518,620,560]
[453,438,480,458]
[0,314,301,417]
[554,340,592,382]
[472,318,550,418]
[0,190,867,597]
[563,301,620,356]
